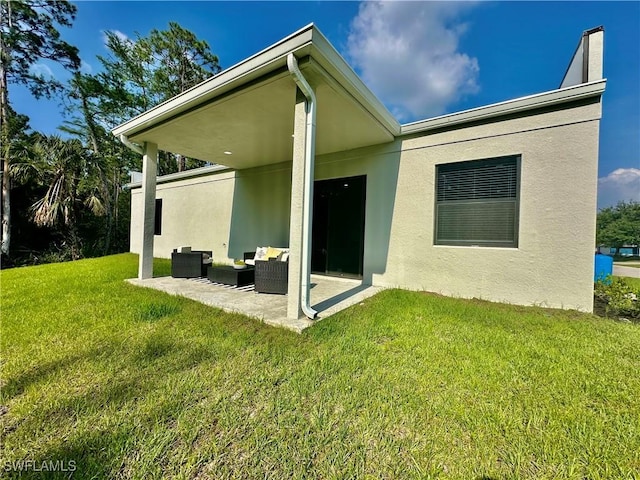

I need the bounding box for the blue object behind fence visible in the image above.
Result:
[594,254,613,284]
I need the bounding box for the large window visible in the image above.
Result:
[435,155,520,247]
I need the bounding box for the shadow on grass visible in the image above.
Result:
[3,340,228,478]
[1,344,117,401]
[8,324,316,477]
[3,303,191,404]
[45,342,218,411]
[9,427,132,479]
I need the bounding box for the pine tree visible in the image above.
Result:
[1,0,80,256]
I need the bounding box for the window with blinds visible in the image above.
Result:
[435,156,520,247]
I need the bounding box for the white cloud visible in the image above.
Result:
[347,1,479,121]
[80,60,93,74]
[598,168,640,208]
[102,29,130,46]
[29,63,55,80]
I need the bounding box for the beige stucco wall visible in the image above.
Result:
[314,143,401,285]
[130,170,235,261]
[315,98,601,312]
[129,97,601,312]
[130,164,292,263]
[373,99,600,311]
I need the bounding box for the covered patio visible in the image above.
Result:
[113,24,399,322]
[127,274,383,333]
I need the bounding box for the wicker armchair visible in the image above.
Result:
[171,250,212,278]
[255,259,288,294]
[244,251,288,294]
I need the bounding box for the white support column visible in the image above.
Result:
[139,142,158,279]
[287,91,307,319]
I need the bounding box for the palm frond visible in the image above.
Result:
[85,194,106,216]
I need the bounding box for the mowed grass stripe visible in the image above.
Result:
[1,254,638,479]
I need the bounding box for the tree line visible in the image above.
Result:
[1,0,220,267]
[2,2,637,268]
[596,200,640,254]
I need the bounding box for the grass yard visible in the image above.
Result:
[1,254,639,479]
[622,276,640,289]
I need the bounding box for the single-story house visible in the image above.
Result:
[114,24,606,319]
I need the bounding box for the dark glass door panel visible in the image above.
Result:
[312,175,366,278]
[311,186,329,273]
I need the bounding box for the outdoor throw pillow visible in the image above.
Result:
[265,246,282,259]
[254,246,268,261]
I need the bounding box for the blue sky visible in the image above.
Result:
[12,1,640,208]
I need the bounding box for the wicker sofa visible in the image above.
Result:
[171,248,212,278]
[244,248,289,295]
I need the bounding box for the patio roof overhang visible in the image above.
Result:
[111,24,400,170]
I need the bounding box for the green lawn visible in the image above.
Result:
[1,254,639,479]
[623,276,640,289]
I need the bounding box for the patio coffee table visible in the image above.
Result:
[207,265,255,287]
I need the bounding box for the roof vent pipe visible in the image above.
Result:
[287,53,317,320]
[119,134,144,155]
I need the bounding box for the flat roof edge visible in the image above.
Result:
[124,164,231,190]
[113,24,400,140]
[400,79,606,136]
[112,24,316,137]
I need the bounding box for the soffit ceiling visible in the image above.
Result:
[127,63,396,170]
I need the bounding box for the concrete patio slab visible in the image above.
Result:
[126,274,383,333]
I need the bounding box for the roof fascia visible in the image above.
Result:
[401,79,606,136]
[112,24,401,140]
[125,164,231,190]
[112,24,316,137]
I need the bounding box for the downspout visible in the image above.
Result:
[287,53,317,320]
[119,134,144,155]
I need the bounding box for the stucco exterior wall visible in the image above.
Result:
[129,98,601,312]
[314,143,402,284]
[322,99,601,312]
[130,164,292,263]
[130,170,235,261]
